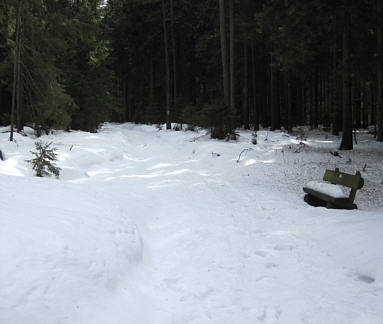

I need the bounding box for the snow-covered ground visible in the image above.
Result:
[0,123,382,324]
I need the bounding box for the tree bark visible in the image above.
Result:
[270,53,280,130]
[219,0,229,106]
[332,45,342,135]
[362,81,368,128]
[377,0,383,140]
[313,70,318,128]
[229,0,235,112]
[122,78,128,122]
[148,59,154,117]
[287,74,292,133]
[162,0,171,129]
[170,0,178,124]
[16,15,23,132]
[251,39,259,130]
[10,0,21,141]
[243,42,249,129]
[302,84,306,125]
[340,7,353,150]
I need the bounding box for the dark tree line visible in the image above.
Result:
[0,0,117,136]
[0,0,382,148]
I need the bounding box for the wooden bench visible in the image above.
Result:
[303,168,364,209]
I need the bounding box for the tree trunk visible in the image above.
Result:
[370,81,375,128]
[287,74,292,133]
[122,78,129,122]
[377,0,383,140]
[354,78,362,129]
[333,45,342,135]
[361,81,368,128]
[251,39,259,130]
[219,0,229,106]
[170,0,178,124]
[16,15,23,132]
[229,0,235,112]
[162,0,171,129]
[10,0,21,141]
[148,59,154,118]
[243,42,249,129]
[0,87,2,116]
[313,70,318,128]
[340,8,353,150]
[302,84,306,125]
[270,53,280,130]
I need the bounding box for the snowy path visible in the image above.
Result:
[1,124,382,324]
[66,125,382,324]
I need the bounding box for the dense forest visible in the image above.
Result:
[0,0,382,149]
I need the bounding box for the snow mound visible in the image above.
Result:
[1,123,383,324]
[0,175,142,324]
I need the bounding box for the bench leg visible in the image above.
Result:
[304,194,327,207]
[332,202,358,210]
[326,202,336,209]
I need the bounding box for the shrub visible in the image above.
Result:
[173,124,182,131]
[252,132,258,145]
[28,142,61,178]
[180,105,200,131]
[199,100,238,140]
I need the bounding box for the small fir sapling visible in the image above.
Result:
[180,105,200,132]
[296,131,307,143]
[173,124,182,131]
[292,129,307,153]
[199,100,238,140]
[27,142,61,178]
[252,132,257,145]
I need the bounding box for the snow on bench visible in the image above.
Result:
[305,181,348,199]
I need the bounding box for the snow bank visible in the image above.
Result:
[0,124,382,324]
[0,175,142,324]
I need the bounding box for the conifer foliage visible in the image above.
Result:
[28,142,61,178]
[0,1,382,147]
[200,101,238,140]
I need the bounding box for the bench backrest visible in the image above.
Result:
[323,168,364,203]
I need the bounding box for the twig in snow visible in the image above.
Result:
[189,134,206,142]
[237,148,253,163]
[330,151,342,158]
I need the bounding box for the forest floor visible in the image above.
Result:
[1,123,382,324]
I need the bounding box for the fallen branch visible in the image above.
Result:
[237,148,253,163]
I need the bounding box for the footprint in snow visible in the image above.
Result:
[254,250,268,257]
[264,262,278,269]
[347,271,376,284]
[240,252,250,259]
[355,274,375,284]
[273,244,296,251]
[257,306,282,322]
[256,275,268,282]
